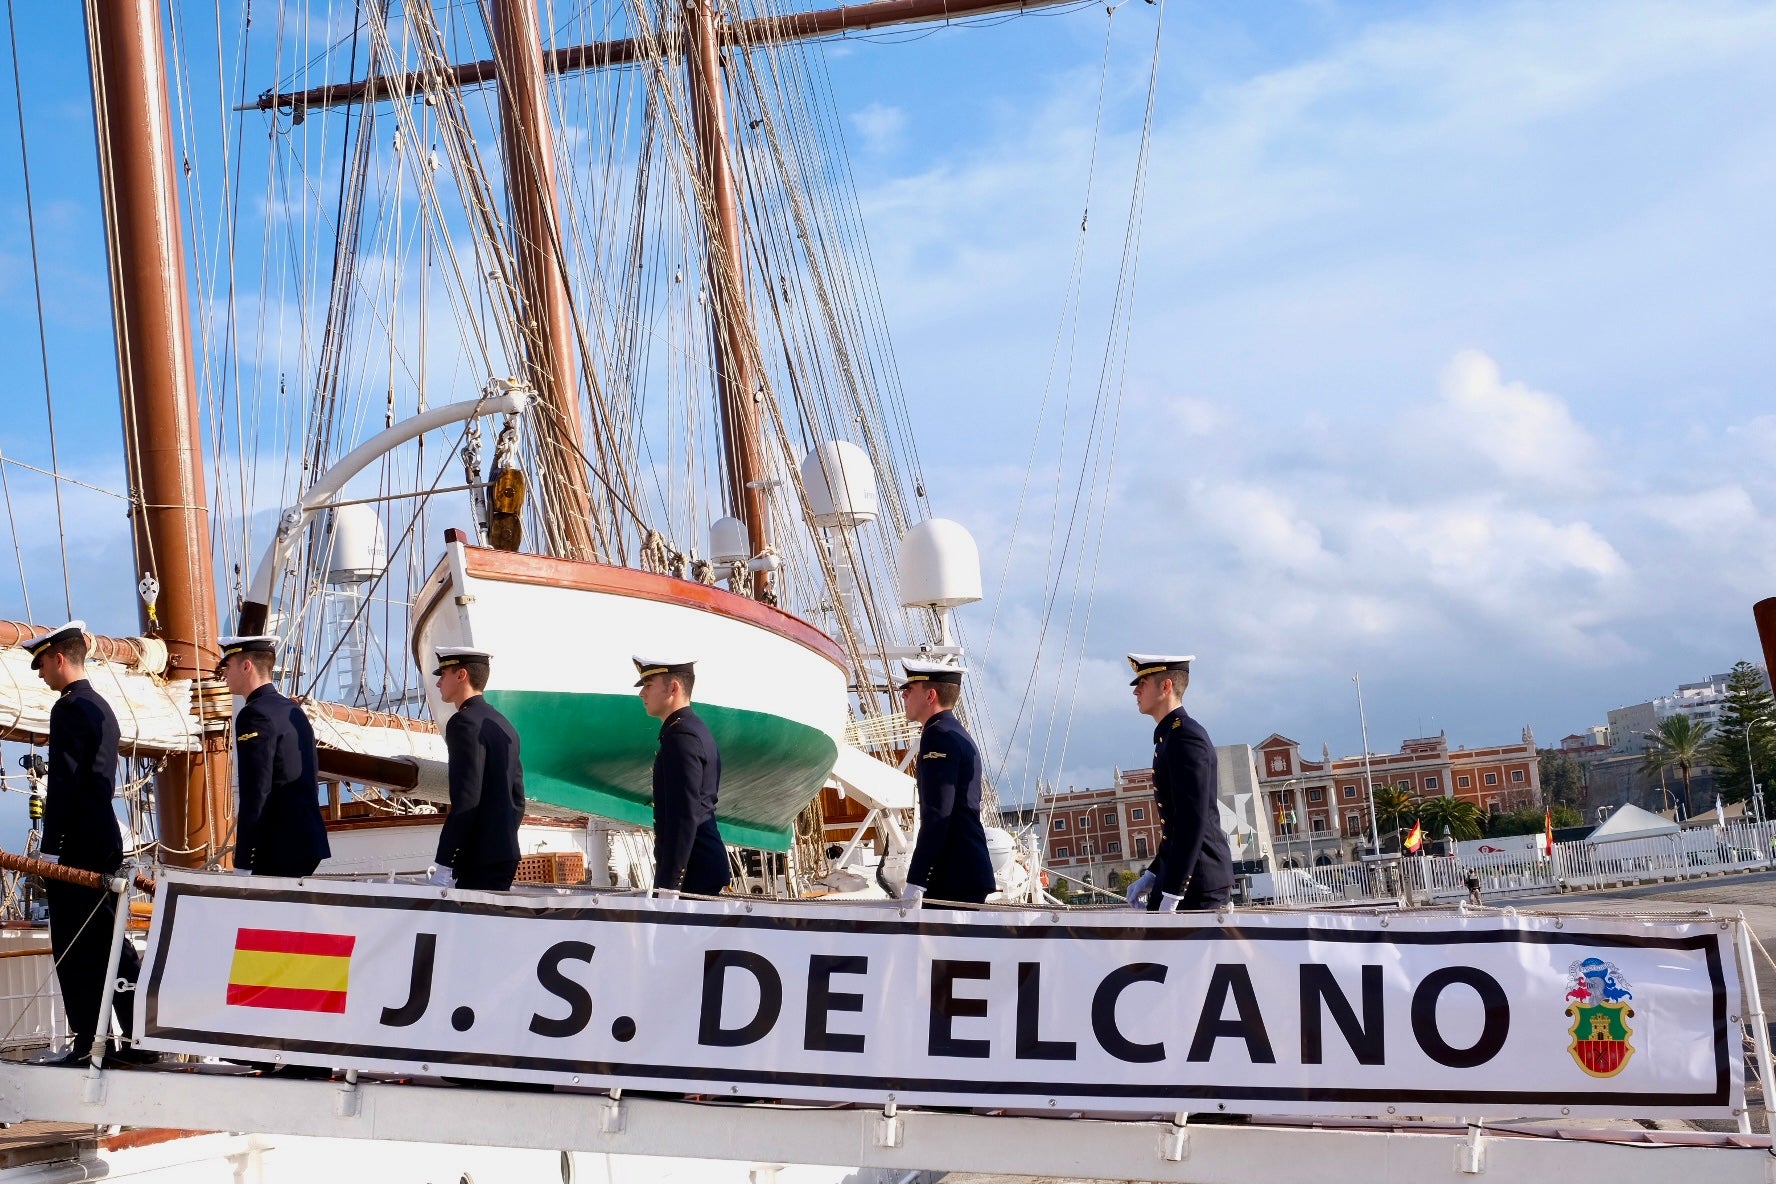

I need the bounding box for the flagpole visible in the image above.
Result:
[1353,673,1383,855]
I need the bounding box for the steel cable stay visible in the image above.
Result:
[986,3,1126,790]
[1034,0,1162,791]
[5,0,74,618]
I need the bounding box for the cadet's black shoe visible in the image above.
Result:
[34,1047,93,1068]
[104,1046,163,1068]
[264,1064,332,1080]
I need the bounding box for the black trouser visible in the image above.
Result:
[455,861,519,891]
[250,856,322,878]
[46,877,140,1049]
[1146,879,1231,912]
[925,885,990,907]
[1181,883,1232,910]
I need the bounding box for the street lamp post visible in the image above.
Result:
[1298,781,1316,867]
[1279,778,1315,868]
[1746,721,1766,827]
[1353,673,1383,856]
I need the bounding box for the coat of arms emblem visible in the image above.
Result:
[1564,957,1634,1077]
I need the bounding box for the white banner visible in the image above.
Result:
[137,872,1744,1118]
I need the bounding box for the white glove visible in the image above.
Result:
[231,867,252,877]
[901,884,925,909]
[37,854,59,866]
[426,865,454,888]
[1126,870,1156,909]
[1158,892,1184,913]
[652,887,681,900]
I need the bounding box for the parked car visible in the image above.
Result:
[1247,869,1336,904]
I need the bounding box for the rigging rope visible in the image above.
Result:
[6,0,73,618]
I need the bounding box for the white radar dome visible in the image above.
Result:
[897,518,982,609]
[324,503,387,586]
[800,440,878,528]
[709,516,750,563]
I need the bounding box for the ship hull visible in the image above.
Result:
[412,534,847,851]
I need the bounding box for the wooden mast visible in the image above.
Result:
[490,0,599,561]
[250,0,1087,592]
[686,0,772,589]
[85,0,230,868]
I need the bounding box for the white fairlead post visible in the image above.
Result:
[1731,915,1776,1144]
[82,864,136,1102]
[241,386,530,613]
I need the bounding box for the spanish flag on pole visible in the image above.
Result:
[227,928,356,1014]
[1403,820,1424,852]
[1542,807,1555,858]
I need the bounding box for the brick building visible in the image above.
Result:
[1256,729,1542,864]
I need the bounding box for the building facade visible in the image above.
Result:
[1255,729,1542,864]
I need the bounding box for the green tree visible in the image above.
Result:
[1415,795,1485,841]
[1484,804,1581,837]
[1370,783,1417,847]
[1642,714,1713,816]
[1537,748,1585,808]
[1705,661,1776,807]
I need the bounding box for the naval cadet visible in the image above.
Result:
[428,647,525,891]
[898,659,996,908]
[218,635,330,877]
[635,657,730,896]
[1124,654,1234,913]
[26,621,153,1066]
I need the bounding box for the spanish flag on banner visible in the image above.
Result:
[227,928,356,1014]
[1402,820,1424,852]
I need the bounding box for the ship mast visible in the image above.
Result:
[490,0,600,561]
[84,0,230,868]
[258,0,1081,591]
[686,0,773,592]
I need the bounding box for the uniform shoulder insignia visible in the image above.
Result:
[1171,718,1181,729]
[923,751,947,760]
[237,731,259,742]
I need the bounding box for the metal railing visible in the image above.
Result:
[0,947,65,1051]
[1238,819,1776,909]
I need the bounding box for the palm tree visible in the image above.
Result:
[1415,795,1484,842]
[1643,715,1714,816]
[1370,784,1417,847]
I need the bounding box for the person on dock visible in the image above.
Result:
[636,657,729,897]
[218,635,330,878]
[1123,654,1234,913]
[26,621,154,1067]
[428,647,525,891]
[897,659,995,909]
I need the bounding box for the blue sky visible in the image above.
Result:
[1,0,1774,842]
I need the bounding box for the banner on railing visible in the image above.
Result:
[138,872,1744,1118]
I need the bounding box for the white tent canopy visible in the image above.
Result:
[1586,802,1680,844]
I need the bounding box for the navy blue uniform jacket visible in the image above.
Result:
[906,709,996,903]
[1145,705,1234,904]
[436,695,525,873]
[652,706,729,894]
[43,680,123,873]
[234,683,331,875]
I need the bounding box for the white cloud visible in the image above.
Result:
[850,102,907,155]
[1400,350,1603,493]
